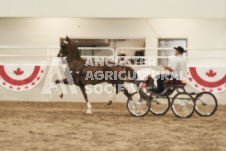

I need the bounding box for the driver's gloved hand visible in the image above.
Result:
[146,76,154,87]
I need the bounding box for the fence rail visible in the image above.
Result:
[0,46,114,59]
[0,46,225,65]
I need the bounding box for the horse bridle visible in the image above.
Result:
[61,43,67,49]
[59,41,68,57]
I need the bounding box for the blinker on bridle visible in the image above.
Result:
[61,43,67,49]
[61,40,69,49]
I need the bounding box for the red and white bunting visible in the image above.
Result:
[187,67,226,94]
[0,64,45,92]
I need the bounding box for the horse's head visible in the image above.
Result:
[57,36,71,57]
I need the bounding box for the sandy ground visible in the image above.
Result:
[0,101,225,151]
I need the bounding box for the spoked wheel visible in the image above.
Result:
[149,96,170,115]
[195,92,217,116]
[171,92,195,118]
[127,92,150,117]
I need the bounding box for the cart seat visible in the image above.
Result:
[163,80,186,87]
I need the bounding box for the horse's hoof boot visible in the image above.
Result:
[108,100,112,106]
[59,93,63,98]
[86,110,92,114]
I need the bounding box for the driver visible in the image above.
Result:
[151,46,187,93]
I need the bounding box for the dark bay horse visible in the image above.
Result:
[55,36,138,113]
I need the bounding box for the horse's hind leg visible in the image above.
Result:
[121,86,141,102]
[107,84,131,105]
[107,93,115,105]
[107,83,119,105]
[123,87,130,98]
[109,84,140,104]
[79,86,92,114]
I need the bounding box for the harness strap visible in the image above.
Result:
[76,65,86,86]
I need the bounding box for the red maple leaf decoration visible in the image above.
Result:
[206,69,216,77]
[14,68,24,75]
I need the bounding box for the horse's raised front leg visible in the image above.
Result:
[79,85,92,114]
[54,79,69,98]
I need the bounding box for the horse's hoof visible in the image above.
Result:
[107,100,112,106]
[59,93,63,98]
[86,110,92,114]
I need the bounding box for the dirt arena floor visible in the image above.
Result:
[0,101,225,151]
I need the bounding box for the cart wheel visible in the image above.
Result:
[149,96,170,115]
[127,92,150,117]
[195,92,217,116]
[171,92,195,118]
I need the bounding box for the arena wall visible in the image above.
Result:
[0,18,225,104]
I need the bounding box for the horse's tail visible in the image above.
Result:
[125,66,138,82]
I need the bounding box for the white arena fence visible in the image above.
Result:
[0,46,225,66]
[0,46,225,104]
[115,47,226,66]
[0,46,114,64]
